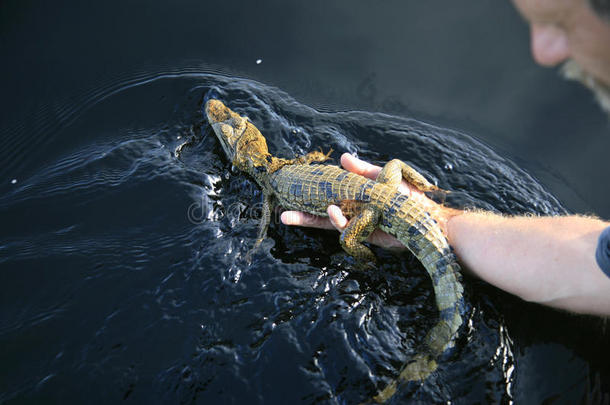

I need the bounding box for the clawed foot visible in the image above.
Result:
[296,147,334,164]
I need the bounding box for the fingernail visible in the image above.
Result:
[280,212,293,224]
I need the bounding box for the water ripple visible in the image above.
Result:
[0,69,580,404]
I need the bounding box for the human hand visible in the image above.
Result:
[280,153,460,250]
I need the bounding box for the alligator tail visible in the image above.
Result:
[374,204,465,403]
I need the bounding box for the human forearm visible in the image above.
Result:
[446,211,610,315]
[281,153,610,316]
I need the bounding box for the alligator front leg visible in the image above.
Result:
[265,149,332,173]
[339,206,379,264]
[296,148,333,165]
[245,193,273,263]
[376,159,442,192]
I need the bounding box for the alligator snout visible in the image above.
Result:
[205,99,231,124]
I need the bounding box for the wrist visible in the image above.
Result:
[434,205,464,242]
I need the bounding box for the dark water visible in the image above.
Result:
[2,1,609,404]
[0,73,607,404]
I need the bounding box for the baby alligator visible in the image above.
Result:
[204,99,465,402]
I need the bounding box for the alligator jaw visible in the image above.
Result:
[204,99,246,162]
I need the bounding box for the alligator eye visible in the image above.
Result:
[230,117,246,131]
[220,124,233,138]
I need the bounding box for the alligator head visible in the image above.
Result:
[204,99,272,176]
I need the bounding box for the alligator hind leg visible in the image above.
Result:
[376,159,443,192]
[339,207,379,264]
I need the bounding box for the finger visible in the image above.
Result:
[280,211,335,230]
[327,205,348,231]
[341,153,413,195]
[340,153,382,180]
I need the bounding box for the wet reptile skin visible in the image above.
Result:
[204,99,465,402]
